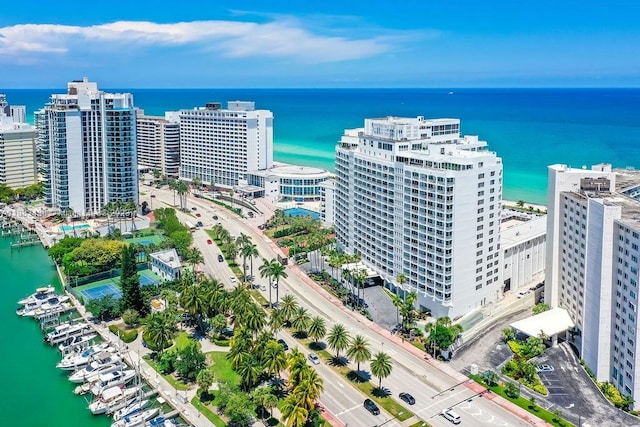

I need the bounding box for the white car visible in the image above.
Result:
[230,276,237,283]
[517,290,531,298]
[536,364,554,373]
[308,353,320,365]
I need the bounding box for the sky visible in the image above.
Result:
[1,1,639,88]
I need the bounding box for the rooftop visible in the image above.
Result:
[150,248,181,269]
[501,215,547,249]
[510,307,575,337]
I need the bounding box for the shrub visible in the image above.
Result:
[214,339,231,347]
[108,324,138,343]
[122,308,140,327]
[507,340,526,356]
[504,382,520,399]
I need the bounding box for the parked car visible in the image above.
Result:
[442,409,461,424]
[363,399,380,416]
[195,213,201,217]
[217,254,224,262]
[517,290,531,298]
[196,221,203,227]
[536,364,554,373]
[207,239,213,245]
[308,353,320,365]
[212,215,218,220]
[399,392,415,405]
[191,207,197,211]
[230,276,237,283]
[277,339,289,351]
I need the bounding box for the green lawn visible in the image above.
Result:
[143,354,190,391]
[206,351,240,386]
[191,396,227,427]
[408,421,432,427]
[174,331,198,350]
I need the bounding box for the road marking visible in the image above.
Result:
[336,405,361,416]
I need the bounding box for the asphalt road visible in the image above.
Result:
[145,188,534,427]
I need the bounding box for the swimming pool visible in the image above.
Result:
[283,207,321,220]
[60,223,91,232]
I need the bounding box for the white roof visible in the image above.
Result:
[501,215,547,249]
[509,307,574,337]
[150,248,181,269]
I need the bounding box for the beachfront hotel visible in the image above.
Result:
[0,114,38,189]
[546,163,640,408]
[136,111,180,178]
[178,101,273,188]
[36,78,138,217]
[246,162,331,201]
[335,116,503,318]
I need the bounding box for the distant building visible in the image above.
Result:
[150,248,181,281]
[0,115,38,188]
[319,178,336,225]
[9,105,26,124]
[179,101,273,188]
[501,214,546,293]
[36,78,138,217]
[136,110,180,178]
[335,116,503,318]
[0,94,9,116]
[546,163,640,409]
[246,162,331,201]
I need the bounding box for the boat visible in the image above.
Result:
[89,385,144,415]
[18,295,70,316]
[58,345,114,371]
[112,398,150,421]
[58,333,96,353]
[69,357,124,384]
[17,285,56,305]
[89,369,137,396]
[147,416,184,426]
[44,321,92,345]
[112,408,160,427]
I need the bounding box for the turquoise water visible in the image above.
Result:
[0,235,110,426]
[6,88,640,204]
[284,207,321,220]
[60,223,91,232]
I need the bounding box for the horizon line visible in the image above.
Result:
[3,86,640,91]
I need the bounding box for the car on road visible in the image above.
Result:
[196,221,203,227]
[363,399,380,416]
[399,392,415,405]
[308,353,320,365]
[537,364,554,373]
[230,276,237,283]
[217,254,224,262]
[442,409,461,424]
[150,194,156,198]
[195,213,201,217]
[518,289,531,298]
[212,215,218,220]
[277,339,289,351]
[207,239,213,245]
[530,282,544,291]
[191,207,197,211]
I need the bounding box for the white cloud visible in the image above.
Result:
[0,18,407,63]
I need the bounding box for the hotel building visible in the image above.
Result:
[335,116,503,318]
[246,162,331,201]
[36,78,138,217]
[136,111,180,178]
[546,163,640,408]
[0,115,38,189]
[179,101,273,187]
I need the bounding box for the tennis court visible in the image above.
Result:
[79,283,122,301]
[139,273,160,286]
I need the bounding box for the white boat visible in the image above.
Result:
[89,385,143,415]
[58,345,114,371]
[69,357,124,384]
[89,369,137,396]
[45,321,92,345]
[58,333,96,353]
[112,398,150,421]
[147,416,184,427]
[17,285,56,305]
[18,295,70,316]
[112,408,160,427]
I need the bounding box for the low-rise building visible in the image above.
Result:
[501,213,546,293]
[246,162,331,201]
[150,248,181,281]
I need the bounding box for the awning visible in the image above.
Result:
[509,307,575,337]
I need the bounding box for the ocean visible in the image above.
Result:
[0,235,110,426]
[5,88,640,204]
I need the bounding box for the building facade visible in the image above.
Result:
[247,162,331,201]
[179,101,273,187]
[0,115,38,188]
[150,248,181,281]
[319,178,336,225]
[136,111,180,178]
[9,105,27,124]
[335,116,503,318]
[36,78,138,217]
[501,214,546,293]
[546,163,640,408]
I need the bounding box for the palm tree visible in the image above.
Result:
[192,176,202,196]
[263,392,279,420]
[287,348,308,385]
[237,234,253,282]
[370,351,393,388]
[293,368,324,410]
[262,340,287,378]
[180,283,206,330]
[243,305,267,336]
[279,294,299,324]
[281,396,308,427]
[327,323,351,359]
[307,316,327,345]
[144,312,176,353]
[246,243,259,279]
[176,180,189,211]
[346,335,371,372]
[352,268,367,309]
[290,306,311,336]
[391,293,403,327]
[259,258,275,306]
[269,260,288,306]
[186,247,204,270]
[237,354,263,391]
[269,308,286,336]
[401,291,418,331]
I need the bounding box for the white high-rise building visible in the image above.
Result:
[36,78,138,217]
[179,101,273,187]
[9,105,27,124]
[335,116,503,318]
[0,115,38,189]
[546,164,640,407]
[136,111,180,178]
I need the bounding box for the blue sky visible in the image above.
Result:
[1,1,638,88]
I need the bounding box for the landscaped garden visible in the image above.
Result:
[500,327,549,395]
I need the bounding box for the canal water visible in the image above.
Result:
[0,235,110,426]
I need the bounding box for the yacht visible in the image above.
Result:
[17,286,56,305]
[89,369,137,396]
[58,345,114,371]
[18,295,70,316]
[58,333,96,353]
[89,385,143,415]
[112,398,150,421]
[45,321,92,345]
[111,408,160,427]
[69,356,124,384]
[147,416,185,426]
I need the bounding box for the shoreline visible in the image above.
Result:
[503,199,547,212]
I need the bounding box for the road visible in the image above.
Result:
[145,187,538,427]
